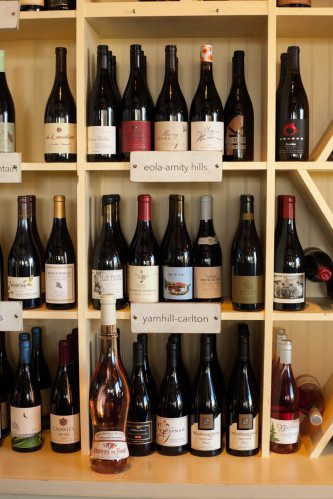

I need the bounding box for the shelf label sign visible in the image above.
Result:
[0,153,22,183]
[0,1,19,30]
[0,302,22,331]
[131,303,221,334]
[130,151,223,183]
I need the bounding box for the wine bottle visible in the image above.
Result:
[44,47,77,162]
[224,51,254,161]
[127,342,155,456]
[51,339,80,453]
[87,45,120,162]
[11,339,42,452]
[89,294,130,473]
[155,45,188,152]
[296,374,325,427]
[231,194,264,311]
[45,195,76,310]
[128,195,159,303]
[108,52,122,107]
[270,340,300,454]
[121,45,154,161]
[191,335,222,457]
[92,195,128,310]
[161,195,193,302]
[156,342,189,456]
[0,50,15,154]
[48,0,76,9]
[226,324,259,456]
[67,327,79,392]
[193,195,222,302]
[272,329,288,382]
[276,46,309,161]
[167,334,191,402]
[20,0,44,11]
[276,53,288,103]
[0,333,14,437]
[31,327,52,430]
[137,333,158,405]
[8,196,42,309]
[304,247,333,282]
[29,196,45,298]
[190,45,224,152]
[274,195,305,311]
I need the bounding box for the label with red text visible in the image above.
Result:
[156,416,188,447]
[91,431,129,461]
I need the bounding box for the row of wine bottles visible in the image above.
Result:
[19,0,75,10]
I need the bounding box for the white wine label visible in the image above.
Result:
[45,123,76,155]
[45,263,75,304]
[191,413,221,451]
[40,388,51,417]
[87,126,116,155]
[229,413,259,452]
[197,236,218,245]
[194,266,222,300]
[163,266,193,301]
[156,416,188,447]
[273,272,305,304]
[8,275,40,300]
[11,405,41,437]
[0,122,15,153]
[270,417,299,445]
[50,413,80,445]
[92,269,123,300]
[91,430,129,461]
[154,121,188,151]
[128,265,159,303]
[1,401,8,430]
[191,121,224,151]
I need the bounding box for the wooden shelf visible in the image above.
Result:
[276,8,333,38]
[22,304,78,320]
[22,163,77,172]
[273,298,333,322]
[85,161,267,172]
[274,162,333,171]
[0,11,76,41]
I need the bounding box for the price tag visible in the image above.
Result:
[0,153,22,183]
[130,151,222,183]
[131,302,221,334]
[0,302,22,331]
[0,1,19,30]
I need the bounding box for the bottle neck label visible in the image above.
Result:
[50,413,80,445]
[156,416,188,447]
[191,413,221,452]
[240,213,254,221]
[0,123,15,154]
[229,413,259,452]
[197,236,217,245]
[194,266,222,300]
[277,119,308,160]
[128,265,159,303]
[154,122,188,152]
[121,121,151,153]
[273,272,305,304]
[45,123,77,155]
[88,126,116,155]
[91,431,129,461]
[126,420,153,445]
[191,122,224,152]
[270,417,299,445]
[163,266,193,301]
[92,269,124,301]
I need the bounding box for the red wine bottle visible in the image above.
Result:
[0,333,14,437]
[224,51,254,161]
[48,0,76,9]
[270,340,300,454]
[51,339,80,453]
[108,52,121,107]
[137,333,158,405]
[0,50,15,153]
[296,374,325,427]
[30,196,45,299]
[67,327,79,394]
[168,334,191,401]
[276,46,309,161]
[304,247,333,282]
[276,53,288,104]
[31,327,52,431]
[274,195,305,311]
[20,0,44,11]
[155,45,188,152]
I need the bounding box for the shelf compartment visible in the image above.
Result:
[22,303,78,320]
[0,11,76,41]
[276,8,333,38]
[273,298,333,321]
[85,161,267,172]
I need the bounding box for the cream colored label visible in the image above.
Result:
[191,413,221,451]
[40,388,50,417]
[270,418,299,444]
[156,416,188,447]
[128,265,159,303]
[87,126,116,155]
[191,122,224,151]
[10,405,41,437]
[154,121,188,151]
[1,401,8,430]
[20,0,44,4]
[194,266,222,299]
[45,263,75,304]
[91,431,129,461]
[229,414,259,451]
[51,413,80,445]
[8,275,40,300]
[0,122,15,153]
[198,236,218,245]
[45,123,76,154]
[92,269,123,300]
[232,275,264,304]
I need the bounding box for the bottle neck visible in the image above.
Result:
[0,52,5,73]
[17,202,33,232]
[280,56,288,83]
[200,340,213,363]
[19,345,31,365]
[238,337,249,361]
[130,51,144,78]
[239,199,254,224]
[103,203,118,227]
[164,50,177,82]
[166,348,178,371]
[169,199,185,223]
[59,342,71,367]
[199,61,214,86]
[97,50,108,72]
[55,51,68,83]
[101,334,118,366]
[232,56,245,85]
[137,199,151,222]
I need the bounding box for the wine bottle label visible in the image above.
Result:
[229,413,259,452]
[197,236,218,245]
[194,266,222,299]
[191,413,221,451]
[8,275,40,300]
[45,123,77,154]
[91,430,129,461]
[277,119,308,160]
[121,121,151,153]
[273,272,305,304]
[45,263,75,304]
[0,122,15,153]
[10,405,42,449]
[20,0,44,4]
[128,265,159,303]
[126,420,153,445]
[191,121,224,151]
[87,126,116,155]
[270,417,300,444]
[156,416,188,447]
[163,266,193,301]
[92,269,124,300]
[231,275,264,304]
[154,121,188,152]
[50,413,80,445]
[225,116,246,158]
[1,401,8,430]
[40,388,51,417]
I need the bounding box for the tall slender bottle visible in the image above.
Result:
[45,195,76,310]
[193,195,222,302]
[190,45,224,152]
[20,0,44,11]
[0,50,15,153]
[30,196,45,298]
[274,195,305,311]
[44,47,77,162]
[89,294,130,473]
[224,51,254,161]
[276,53,288,103]
[276,46,309,161]
[0,333,13,437]
[304,247,333,283]
[231,195,264,311]
[168,334,191,400]
[155,45,188,151]
[31,327,52,430]
[137,333,158,404]
[128,195,159,303]
[108,53,122,107]
[92,195,128,310]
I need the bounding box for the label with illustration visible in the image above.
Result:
[194,266,222,299]
[191,413,221,451]
[92,269,124,300]
[273,272,305,304]
[91,431,129,461]
[229,413,259,451]
[50,413,80,445]
[128,265,159,303]
[270,417,299,445]
[126,420,153,445]
[45,263,75,304]
[154,121,188,151]
[156,416,188,447]
[191,121,224,151]
[231,275,264,304]
[87,126,116,155]
[8,275,40,300]
[162,266,193,300]
[0,122,15,153]
[225,115,246,158]
[121,121,151,153]
[45,123,76,155]
[11,405,42,450]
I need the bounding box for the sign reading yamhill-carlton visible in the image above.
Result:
[130,151,223,183]
[0,153,22,183]
[0,302,22,331]
[0,1,19,30]
[131,303,221,334]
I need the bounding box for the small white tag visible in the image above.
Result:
[0,301,23,331]
[0,1,19,30]
[0,153,21,183]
